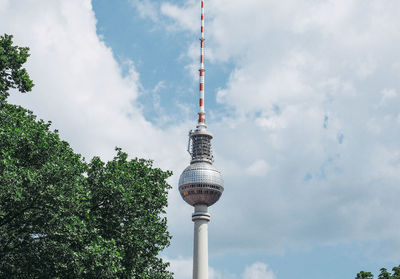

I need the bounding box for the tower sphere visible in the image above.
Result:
[179,161,224,207]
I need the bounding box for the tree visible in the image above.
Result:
[356,271,374,279]
[0,35,173,278]
[0,103,173,278]
[392,266,400,279]
[86,150,173,278]
[356,265,400,279]
[379,268,391,279]
[0,34,34,104]
[0,103,90,277]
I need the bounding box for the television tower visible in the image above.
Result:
[178,1,224,279]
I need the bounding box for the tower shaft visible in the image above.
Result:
[192,205,210,279]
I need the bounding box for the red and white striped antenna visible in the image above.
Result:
[198,0,206,128]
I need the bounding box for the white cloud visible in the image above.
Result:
[130,0,160,22]
[209,267,223,279]
[166,257,192,279]
[245,160,270,177]
[0,0,186,166]
[167,257,273,279]
[0,0,9,10]
[161,1,198,33]
[243,262,276,279]
[378,88,397,107]
[159,0,400,260]
[166,257,223,279]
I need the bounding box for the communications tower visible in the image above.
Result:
[178,1,224,278]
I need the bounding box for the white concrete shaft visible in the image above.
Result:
[192,205,210,279]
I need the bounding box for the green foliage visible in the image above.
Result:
[392,266,400,279]
[86,150,173,278]
[0,34,34,103]
[356,271,374,279]
[356,265,400,279]
[0,103,173,278]
[379,268,391,279]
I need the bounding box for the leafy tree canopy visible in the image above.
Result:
[356,271,374,279]
[356,265,400,279]
[0,34,34,104]
[0,103,173,278]
[0,35,173,278]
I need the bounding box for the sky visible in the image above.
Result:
[1,0,400,278]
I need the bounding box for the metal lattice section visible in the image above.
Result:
[191,134,213,163]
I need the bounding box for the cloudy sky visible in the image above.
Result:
[2,0,400,278]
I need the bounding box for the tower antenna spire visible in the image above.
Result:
[198,0,206,128]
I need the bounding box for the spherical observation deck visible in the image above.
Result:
[178,162,224,207]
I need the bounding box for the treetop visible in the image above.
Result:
[0,34,34,104]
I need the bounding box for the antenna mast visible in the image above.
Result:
[198,0,206,128]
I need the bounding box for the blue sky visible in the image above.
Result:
[2,0,400,278]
